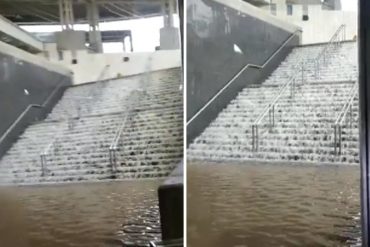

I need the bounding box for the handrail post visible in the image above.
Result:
[272,105,275,127]
[256,125,259,152]
[250,25,345,155]
[350,104,353,129]
[301,62,304,84]
[268,108,272,127]
[112,149,117,173]
[252,125,255,151]
[343,25,346,41]
[40,153,46,176]
[334,125,337,155]
[339,125,342,155]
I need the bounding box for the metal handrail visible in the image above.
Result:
[40,142,55,176]
[187,29,302,126]
[97,64,110,81]
[252,62,305,151]
[108,54,153,173]
[0,78,68,151]
[314,24,346,78]
[38,66,109,175]
[109,110,133,173]
[333,82,357,155]
[0,104,42,144]
[251,25,346,152]
[108,89,143,173]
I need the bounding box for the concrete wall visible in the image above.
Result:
[44,48,182,84]
[0,40,72,157]
[187,0,301,143]
[261,0,357,44]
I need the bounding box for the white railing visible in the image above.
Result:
[38,66,110,176]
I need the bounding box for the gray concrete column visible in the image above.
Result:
[86,0,103,53]
[57,0,87,54]
[160,0,180,50]
[163,0,175,27]
[59,0,74,30]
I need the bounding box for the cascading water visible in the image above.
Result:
[188,42,359,165]
[0,68,183,185]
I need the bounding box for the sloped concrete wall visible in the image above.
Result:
[187,0,301,143]
[0,41,72,157]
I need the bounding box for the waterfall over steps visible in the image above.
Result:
[0,68,183,185]
[188,42,359,165]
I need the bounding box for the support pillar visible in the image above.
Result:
[86,0,103,53]
[160,0,180,50]
[59,0,74,30]
[56,0,86,54]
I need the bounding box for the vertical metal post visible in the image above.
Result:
[350,105,353,129]
[112,150,117,173]
[256,126,259,152]
[269,108,272,128]
[301,62,304,84]
[338,126,342,155]
[40,154,46,176]
[343,25,346,41]
[252,125,255,151]
[334,125,337,155]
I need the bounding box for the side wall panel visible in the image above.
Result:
[0,52,72,156]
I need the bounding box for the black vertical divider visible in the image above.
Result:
[359,0,370,245]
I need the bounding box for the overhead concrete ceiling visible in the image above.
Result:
[243,0,270,7]
[0,0,165,25]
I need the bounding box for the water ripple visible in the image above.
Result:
[0,180,162,247]
[188,161,361,247]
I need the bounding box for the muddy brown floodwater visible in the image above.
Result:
[0,179,162,247]
[187,161,361,247]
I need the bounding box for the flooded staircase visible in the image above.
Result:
[188,41,359,165]
[0,68,183,184]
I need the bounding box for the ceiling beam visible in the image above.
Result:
[101,4,127,18]
[107,3,140,18]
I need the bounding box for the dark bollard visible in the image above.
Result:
[158,161,183,242]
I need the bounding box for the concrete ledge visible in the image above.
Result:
[158,161,183,241]
[213,0,301,33]
[0,15,43,52]
[0,40,71,76]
